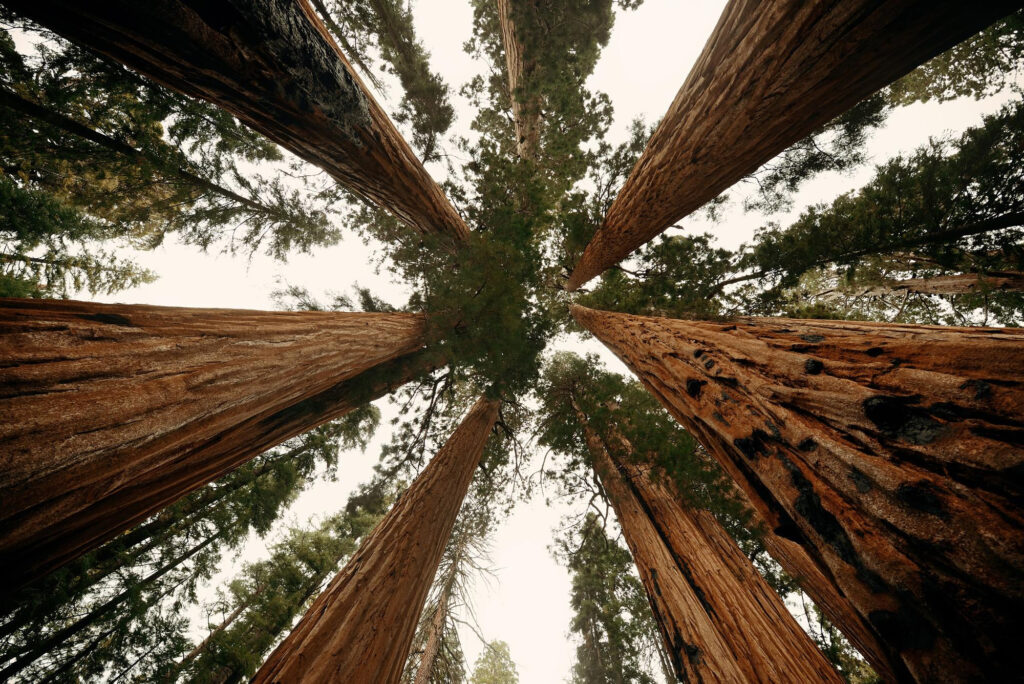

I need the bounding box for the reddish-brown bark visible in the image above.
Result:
[4,0,469,240]
[572,305,1024,681]
[0,298,428,592]
[253,396,500,683]
[497,0,540,160]
[721,469,908,682]
[565,1,1020,290]
[575,402,840,682]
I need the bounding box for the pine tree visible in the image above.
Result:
[469,641,518,684]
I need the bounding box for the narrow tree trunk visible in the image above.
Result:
[253,396,499,683]
[413,579,453,684]
[0,87,291,220]
[0,298,427,592]
[817,272,1024,301]
[574,401,840,683]
[496,0,540,160]
[5,0,469,240]
[565,1,1019,290]
[175,595,254,673]
[0,532,221,680]
[572,304,1024,681]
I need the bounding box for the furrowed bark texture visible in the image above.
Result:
[413,580,451,684]
[0,298,427,592]
[724,473,907,682]
[4,0,469,240]
[572,305,1024,681]
[565,0,1019,290]
[577,404,840,682]
[818,272,1024,301]
[496,0,540,160]
[253,397,500,683]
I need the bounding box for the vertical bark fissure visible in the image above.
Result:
[572,304,1024,681]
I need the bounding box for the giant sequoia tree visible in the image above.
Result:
[572,306,1024,681]
[2,0,1024,682]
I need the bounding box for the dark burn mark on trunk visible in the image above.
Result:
[693,349,705,359]
[868,609,937,651]
[804,358,824,375]
[848,467,872,493]
[797,437,817,452]
[901,481,946,518]
[711,411,730,426]
[734,429,774,460]
[703,359,715,370]
[800,334,825,343]
[960,379,992,400]
[863,395,947,445]
[711,375,739,388]
[864,346,885,357]
[779,456,859,567]
[79,313,133,326]
[685,379,705,398]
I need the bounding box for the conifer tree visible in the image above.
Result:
[469,641,518,684]
[0,300,426,590]
[573,304,1024,681]
[566,0,1020,290]
[4,0,470,240]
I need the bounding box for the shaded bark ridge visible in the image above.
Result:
[572,305,1024,682]
[567,0,1019,289]
[252,397,499,683]
[580,405,840,683]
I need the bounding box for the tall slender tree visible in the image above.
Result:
[572,304,1024,681]
[566,0,1020,290]
[0,299,426,591]
[253,396,499,683]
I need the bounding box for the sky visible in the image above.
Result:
[75,1,1023,681]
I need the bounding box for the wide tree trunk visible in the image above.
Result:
[575,402,840,683]
[253,396,499,683]
[496,0,540,160]
[0,298,428,592]
[4,0,469,240]
[572,305,1024,681]
[564,0,1020,290]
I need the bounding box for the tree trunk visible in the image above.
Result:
[0,298,427,592]
[575,401,840,683]
[413,578,452,684]
[175,596,254,673]
[565,1,1020,290]
[0,87,291,221]
[496,0,540,160]
[572,304,1024,681]
[817,272,1024,301]
[720,468,908,682]
[253,396,499,683]
[4,0,469,240]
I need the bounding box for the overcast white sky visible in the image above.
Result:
[81,1,1021,680]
